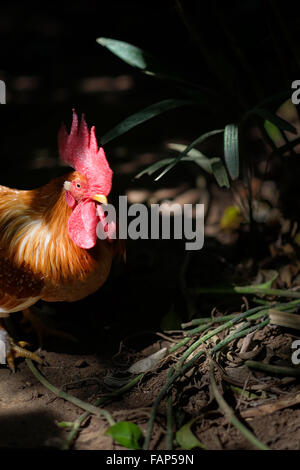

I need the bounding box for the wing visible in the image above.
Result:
[0,185,44,315]
[0,250,43,315]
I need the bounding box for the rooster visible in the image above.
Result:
[0,110,125,370]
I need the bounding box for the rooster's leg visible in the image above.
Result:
[0,323,42,372]
[22,308,77,347]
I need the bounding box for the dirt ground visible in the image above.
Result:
[0,321,299,450]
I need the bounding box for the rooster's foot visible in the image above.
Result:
[0,325,42,372]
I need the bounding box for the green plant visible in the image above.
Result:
[96,2,300,226]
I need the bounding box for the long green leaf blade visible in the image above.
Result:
[246,108,297,134]
[97,37,166,72]
[135,158,173,179]
[224,124,239,180]
[135,142,229,189]
[211,160,230,188]
[154,130,224,181]
[167,143,219,174]
[96,37,220,105]
[101,99,193,145]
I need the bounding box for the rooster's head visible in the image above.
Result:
[58,110,115,249]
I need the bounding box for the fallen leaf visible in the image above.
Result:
[128,348,167,374]
[176,418,207,450]
[105,421,143,450]
[269,309,300,331]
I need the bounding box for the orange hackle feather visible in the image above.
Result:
[0,173,98,283]
[0,111,124,317]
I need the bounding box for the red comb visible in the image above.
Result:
[58,110,113,196]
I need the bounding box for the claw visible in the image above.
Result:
[17,340,30,348]
[0,325,42,372]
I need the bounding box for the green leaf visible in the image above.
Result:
[101,99,193,145]
[135,158,173,179]
[105,421,143,450]
[211,159,230,188]
[135,140,229,188]
[154,130,224,181]
[230,386,260,400]
[176,419,207,450]
[246,108,297,134]
[224,124,239,180]
[264,120,283,144]
[97,37,213,99]
[254,270,278,289]
[97,37,168,73]
[167,143,220,174]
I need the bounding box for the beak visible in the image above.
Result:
[93,194,108,204]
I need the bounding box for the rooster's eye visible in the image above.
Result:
[76,183,81,189]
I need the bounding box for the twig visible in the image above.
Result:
[155,331,179,343]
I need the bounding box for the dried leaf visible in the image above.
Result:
[269,309,300,331]
[128,348,167,374]
[279,265,293,288]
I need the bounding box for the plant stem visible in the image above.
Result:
[143,348,206,450]
[181,313,236,329]
[209,361,270,450]
[245,360,300,377]
[177,306,267,366]
[144,306,271,449]
[192,286,300,299]
[62,372,144,450]
[26,358,144,449]
[26,359,115,425]
[212,318,269,353]
[166,396,173,451]
[169,336,191,354]
[184,323,211,336]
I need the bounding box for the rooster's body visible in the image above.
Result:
[0,111,124,369]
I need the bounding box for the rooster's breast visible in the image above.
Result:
[41,239,115,303]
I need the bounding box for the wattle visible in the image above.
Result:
[67,199,98,249]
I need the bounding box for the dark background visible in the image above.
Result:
[1,0,300,176]
[1,0,300,346]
